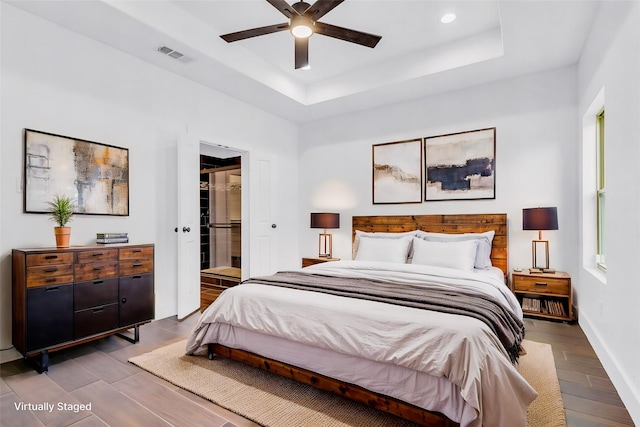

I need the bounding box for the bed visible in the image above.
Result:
[186,214,537,427]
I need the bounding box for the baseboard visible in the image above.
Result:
[579,310,640,424]
[0,347,22,364]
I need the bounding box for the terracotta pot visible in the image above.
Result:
[54,227,71,248]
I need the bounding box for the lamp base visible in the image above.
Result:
[318,232,333,259]
[531,239,550,272]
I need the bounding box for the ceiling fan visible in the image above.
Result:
[220,0,382,69]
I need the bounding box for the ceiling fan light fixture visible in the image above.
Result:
[290,15,314,38]
[219,0,382,69]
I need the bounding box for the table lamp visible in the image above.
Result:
[523,207,558,273]
[310,213,340,258]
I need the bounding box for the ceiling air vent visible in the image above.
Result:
[157,46,192,63]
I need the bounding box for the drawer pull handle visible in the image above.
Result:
[44,268,58,273]
[133,275,142,279]
[92,253,104,257]
[93,280,104,285]
[132,263,143,267]
[45,278,57,284]
[93,266,104,270]
[132,249,142,253]
[44,255,58,260]
[46,286,59,291]
[93,307,104,313]
[535,282,548,286]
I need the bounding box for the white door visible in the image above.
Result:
[176,132,200,319]
[250,154,278,277]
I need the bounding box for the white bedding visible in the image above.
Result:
[186,261,537,427]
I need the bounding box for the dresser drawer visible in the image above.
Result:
[74,261,119,282]
[26,264,74,288]
[26,252,73,267]
[513,276,570,296]
[74,303,119,339]
[119,258,153,276]
[76,249,118,264]
[74,278,119,311]
[120,247,153,260]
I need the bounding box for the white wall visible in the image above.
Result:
[298,66,579,278]
[0,4,299,359]
[577,1,640,422]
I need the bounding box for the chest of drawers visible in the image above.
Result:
[12,244,154,372]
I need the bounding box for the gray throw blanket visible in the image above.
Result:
[244,271,524,363]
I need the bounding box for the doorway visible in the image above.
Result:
[199,153,242,310]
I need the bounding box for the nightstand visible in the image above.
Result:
[512,270,573,321]
[302,257,340,267]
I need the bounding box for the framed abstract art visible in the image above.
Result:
[24,129,129,215]
[372,138,422,204]
[424,128,495,201]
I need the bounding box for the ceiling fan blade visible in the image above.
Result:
[304,0,344,21]
[294,37,309,69]
[314,22,381,48]
[220,23,289,43]
[266,0,297,18]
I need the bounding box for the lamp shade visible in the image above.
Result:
[523,207,558,231]
[310,213,340,229]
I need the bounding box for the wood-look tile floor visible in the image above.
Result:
[0,314,258,427]
[524,318,635,426]
[1,314,635,427]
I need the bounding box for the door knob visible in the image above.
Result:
[271,224,277,229]
[183,227,191,233]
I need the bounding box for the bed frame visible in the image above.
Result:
[209,213,508,426]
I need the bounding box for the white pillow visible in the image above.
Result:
[353,230,417,259]
[415,230,495,269]
[411,238,478,271]
[355,235,413,264]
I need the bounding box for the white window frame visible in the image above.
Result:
[581,87,606,283]
[596,108,606,272]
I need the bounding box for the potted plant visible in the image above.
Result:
[46,194,76,248]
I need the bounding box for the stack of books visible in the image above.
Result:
[96,233,129,244]
[521,297,541,313]
[545,300,567,317]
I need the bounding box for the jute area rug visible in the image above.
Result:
[129,339,566,427]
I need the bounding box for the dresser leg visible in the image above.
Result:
[116,325,140,344]
[36,350,49,373]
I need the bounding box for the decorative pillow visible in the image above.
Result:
[355,235,413,264]
[353,230,417,259]
[415,230,495,269]
[411,238,478,271]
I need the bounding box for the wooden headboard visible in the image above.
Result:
[352,214,508,276]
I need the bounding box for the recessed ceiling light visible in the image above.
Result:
[441,13,456,24]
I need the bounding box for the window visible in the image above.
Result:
[596,108,606,271]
